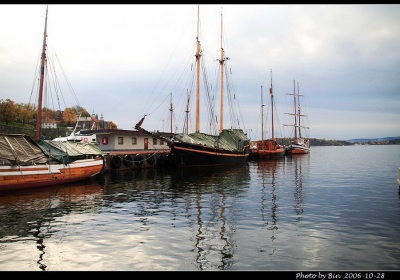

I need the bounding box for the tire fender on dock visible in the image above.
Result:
[123,154,133,167]
[134,154,144,166]
[146,154,155,165]
[110,156,122,169]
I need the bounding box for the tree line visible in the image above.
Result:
[0,98,117,129]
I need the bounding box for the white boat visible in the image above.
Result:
[284,80,310,155]
[53,115,98,144]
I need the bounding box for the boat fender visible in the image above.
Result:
[110,156,122,169]
[146,154,155,165]
[134,154,143,166]
[123,155,133,167]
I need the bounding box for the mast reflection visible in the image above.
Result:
[256,159,283,255]
[286,154,309,221]
[170,165,250,270]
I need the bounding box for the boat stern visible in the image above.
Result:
[397,167,400,192]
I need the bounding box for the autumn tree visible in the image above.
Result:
[13,103,23,123]
[42,107,59,121]
[62,107,78,126]
[108,121,118,129]
[72,105,90,117]
[0,99,17,125]
[16,103,36,126]
[0,98,119,129]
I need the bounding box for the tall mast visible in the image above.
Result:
[195,5,201,133]
[261,86,264,142]
[169,92,173,133]
[270,70,275,140]
[218,8,226,133]
[293,80,297,139]
[35,6,48,141]
[185,90,190,134]
[297,81,302,138]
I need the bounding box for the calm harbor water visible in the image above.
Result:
[0,145,399,272]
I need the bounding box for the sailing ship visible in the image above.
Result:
[135,6,250,166]
[249,71,285,159]
[284,80,310,155]
[0,7,104,192]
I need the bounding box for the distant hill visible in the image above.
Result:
[347,136,400,143]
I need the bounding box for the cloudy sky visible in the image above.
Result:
[1,4,399,141]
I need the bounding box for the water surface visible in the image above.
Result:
[0,145,399,271]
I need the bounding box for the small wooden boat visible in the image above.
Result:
[0,134,104,192]
[0,7,104,193]
[249,70,285,160]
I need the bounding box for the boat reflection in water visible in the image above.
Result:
[0,181,105,270]
[170,165,251,270]
[254,158,283,258]
[2,146,399,271]
[97,164,251,270]
[252,155,307,258]
[0,157,308,271]
[290,155,308,222]
[256,159,279,238]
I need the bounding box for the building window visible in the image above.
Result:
[118,137,124,145]
[132,137,137,145]
[153,138,157,145]
[160,139,164,145]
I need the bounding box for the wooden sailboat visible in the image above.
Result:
[249,71,285,159]
[0,6,104,192]
[135,6,250,166]
[284,80,310,155]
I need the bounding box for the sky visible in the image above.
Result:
[1,4,399,141]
